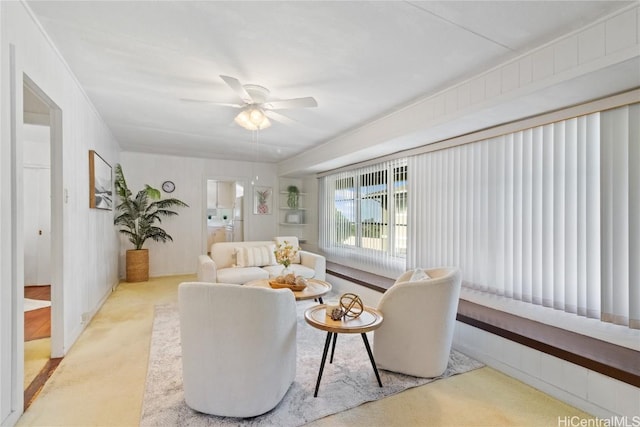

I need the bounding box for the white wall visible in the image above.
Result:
[453,323,640,419]
[119,152,279,277]
[0,2,121,424]
[22,124,51,286]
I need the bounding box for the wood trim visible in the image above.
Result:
[326,262,393,293]
[88,149,97,208]
[24,357,63,411]
[326,262,640,387]
[457,300,640,387]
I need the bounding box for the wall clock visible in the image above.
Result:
[162,180,175,193]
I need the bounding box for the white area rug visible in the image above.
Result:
[24,298,51,312]
[141,301,484,426]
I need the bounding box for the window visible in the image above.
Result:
[320,159,407,278]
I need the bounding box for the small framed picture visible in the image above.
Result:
[88,150,113,210]
[254,186,272,215]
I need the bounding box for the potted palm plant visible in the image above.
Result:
[114,164,188,282]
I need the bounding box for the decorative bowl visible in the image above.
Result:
[269,280,307,292]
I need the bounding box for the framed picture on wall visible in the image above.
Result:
[89,150,113,210]
[253,186,272,215]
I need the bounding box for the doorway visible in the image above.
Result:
[205,179,246,252]
[20,76,64,410]
[21,115,52,393]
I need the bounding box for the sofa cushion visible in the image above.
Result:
[262,264,316,279]
[211,241,275,269]
[235,245,276,267]
[217,267,269,285]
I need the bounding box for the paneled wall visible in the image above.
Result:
[119,151,279,277]
[0,2,121,424]
[454,323,640,419]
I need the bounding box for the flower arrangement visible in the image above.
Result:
[274,240,299,269]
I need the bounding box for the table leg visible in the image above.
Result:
[361,333,382,387]
[314,332,333,397]
[329,333,338,364]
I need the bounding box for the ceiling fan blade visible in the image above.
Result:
[180,98,243,108]
[264,110,298,126]
[263,97,318,110]
[220,75,252,104]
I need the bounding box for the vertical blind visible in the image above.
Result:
[407,104,638,329]
[319,158,407,279]
[601,104,640,329]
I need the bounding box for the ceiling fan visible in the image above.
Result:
[182,75,318,130]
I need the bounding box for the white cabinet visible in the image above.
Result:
[217,181,234,208]
[207,180,235,209]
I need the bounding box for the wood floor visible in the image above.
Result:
[24,285,51,341]
[23,285,57,410]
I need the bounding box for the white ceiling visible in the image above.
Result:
[27,1,633,166]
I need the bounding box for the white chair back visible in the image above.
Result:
[179,282,297,417]
[373,267,461,378]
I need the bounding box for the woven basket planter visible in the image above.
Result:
[126,249,149,282]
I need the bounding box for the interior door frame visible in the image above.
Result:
[22,75,64,358]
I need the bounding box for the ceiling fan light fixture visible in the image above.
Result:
[234,106,271,130]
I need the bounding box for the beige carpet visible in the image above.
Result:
[18,274,594,426]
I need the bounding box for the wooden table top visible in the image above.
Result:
[245,278,332,301]
[304,304,384,334]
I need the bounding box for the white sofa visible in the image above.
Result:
[197,236,326,285]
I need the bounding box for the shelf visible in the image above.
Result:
[280,191,307,195]
[280,223,307,226]
[279,207,307,210]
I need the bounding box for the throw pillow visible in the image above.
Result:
[235,245,277,267]
[409,268,431,282]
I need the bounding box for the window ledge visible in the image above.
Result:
[326,262,640,387]
[326,261,394,293]
[460,288,640,351]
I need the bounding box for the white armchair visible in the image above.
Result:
[178,282,297,417]
[373,267,461,378]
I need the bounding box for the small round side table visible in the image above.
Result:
[304,304,384,397]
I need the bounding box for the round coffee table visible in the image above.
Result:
[245,278,332,303]
[304,304,384,397]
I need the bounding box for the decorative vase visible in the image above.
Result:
[126,249,149,282]
[281,263,292,276]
